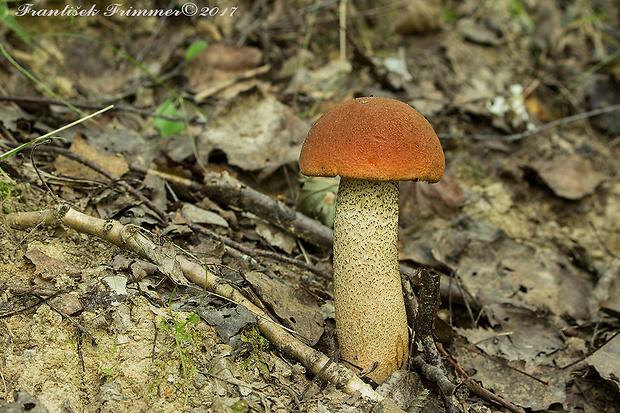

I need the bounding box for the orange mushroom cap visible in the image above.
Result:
[299,96,445,182]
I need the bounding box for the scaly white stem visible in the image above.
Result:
[332,178,409,383]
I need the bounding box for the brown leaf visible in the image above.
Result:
[244,271,324,346]
[25,249,81,281]
[533,155,606,200]
[53,293,84,316]
[400,175,463,222]
[395,0,443,35]
[453,338,569,410]
[586,334,620,391]
[194,87,308,173]
[416,216,593,320]
[54,135,129,180]
[186,43,262,94]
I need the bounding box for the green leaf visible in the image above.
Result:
[0,181,15,200]
[185,40,208,63]
[0,3,33,45]
[297,176,339,228]
[510,0,534,31]
[443,9,458,23]
[154,98,186,137]
[231,400,250,413]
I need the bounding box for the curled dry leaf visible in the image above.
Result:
[586,334,620,391]
[186,43,262,94]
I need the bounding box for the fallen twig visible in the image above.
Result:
[2,139,329,278]
[131,166,480,309]
[137,166,334,248]
[189,222,331,280]
[0,287,60,318]
[438,104,620,141]
[2,143,476,307]
[436,342,525,413]
[0,95,207,124]
[0,140,169,224]
[37,294,96,346]
[409,268,465,413]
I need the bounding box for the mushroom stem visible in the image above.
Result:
[332,177,409,384]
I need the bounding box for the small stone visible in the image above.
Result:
[194,372,207,389]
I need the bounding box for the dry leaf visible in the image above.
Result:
[400,176,463,222]
[186,43,262,94]
[25,249,81,281]
[195,87,308,173]
[534,155,606,200]
[244,271,324,346]
[396,0,443,35]
[182,203,229,227]
[53,293,84,316]
[586,334,620,392]
[54,135,129,180]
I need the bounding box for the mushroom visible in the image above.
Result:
[298,96,445,383]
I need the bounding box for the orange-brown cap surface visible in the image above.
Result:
[299,97,445,182]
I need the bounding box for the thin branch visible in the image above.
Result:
[1,141,169,224]
[0,96,207,124]
[190,223,331,279]
[3,140,331,278]
[438,104,620,141]
[138,166,335,248]
[37,294,96,346]
[410,356,463,413]
[436,343,525,413]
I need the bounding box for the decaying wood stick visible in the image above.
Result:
[136,167,334,249]
[200,171,335,248]
[5,206,394,406]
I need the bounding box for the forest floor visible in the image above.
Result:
[0,0,619,412]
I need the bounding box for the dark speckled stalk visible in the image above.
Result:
[332,178,408,384]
